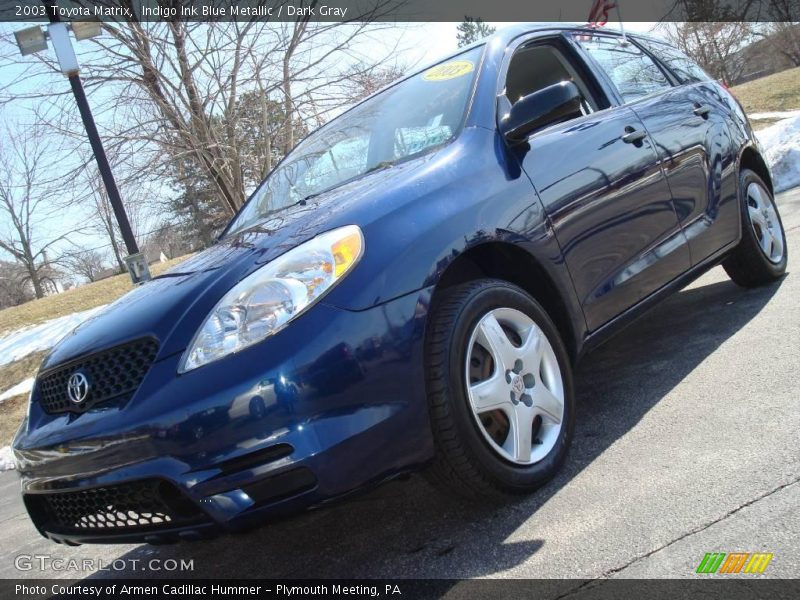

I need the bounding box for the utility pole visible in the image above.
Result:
[38,0,151,284]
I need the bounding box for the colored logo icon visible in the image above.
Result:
[696,552,773,574]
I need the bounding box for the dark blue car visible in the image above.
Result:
[13,25,787,545]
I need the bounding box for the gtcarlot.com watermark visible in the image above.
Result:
[15,554,194,573]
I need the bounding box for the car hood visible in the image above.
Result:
[42,155,434,370]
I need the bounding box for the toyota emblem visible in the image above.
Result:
[67,372,90,404]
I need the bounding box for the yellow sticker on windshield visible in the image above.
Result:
[422,60,474,81]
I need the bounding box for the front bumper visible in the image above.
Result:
[12,288,434,544]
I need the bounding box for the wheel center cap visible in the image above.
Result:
[511,374,525,395]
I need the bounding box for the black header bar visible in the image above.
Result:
[1,0,799,23]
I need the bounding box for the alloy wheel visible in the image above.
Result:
[465,307,565,465]
[746,181,784,264]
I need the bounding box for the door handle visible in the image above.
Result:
[622,128,647,144]
[693,104,711,118]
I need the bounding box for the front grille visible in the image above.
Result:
[27,480,204,533]
[36,338,159,414]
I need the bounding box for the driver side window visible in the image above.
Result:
[505,43,598,114]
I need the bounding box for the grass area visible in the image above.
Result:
[0,393,29,446]
[749,117,784,132]
[0,350,47,394]
[730,67,800,114]
[0,351,47,445]
[0,255,189,338]
[0,257,191,447]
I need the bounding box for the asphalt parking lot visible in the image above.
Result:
[1,188,798,582]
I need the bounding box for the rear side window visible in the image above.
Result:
[574,34,671,103]
[636,39,712,84]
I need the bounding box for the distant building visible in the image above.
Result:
[0,257,72,309]
[731,26,800,85]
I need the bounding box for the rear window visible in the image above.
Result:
[574,34,671,103]
[636,39,712,84]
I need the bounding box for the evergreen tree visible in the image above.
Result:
[169,158,228,250]
[457,18,496,48]
[168,91,307,248]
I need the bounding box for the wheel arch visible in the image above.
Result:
[429,241,583,363]
[739,144,774,196]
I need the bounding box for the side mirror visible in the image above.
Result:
[500,81,583,144]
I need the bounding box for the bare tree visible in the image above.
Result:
[143,222,187,262]
[91,186,126,272]
[662,22,755,83]
[0,259,34,308]
[668,0,785,21]
[0,3,405,220]
[764,0,800,65]
[343,63,408,101]
[753,21,800,67]
[64,249,107,283]
[0,125,79,298]
[80,166,151,272]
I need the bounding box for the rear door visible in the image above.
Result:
[631,38,740,264]
[503,36,691,331]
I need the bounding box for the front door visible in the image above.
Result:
[504,37,691,331]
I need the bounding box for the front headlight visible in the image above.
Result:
[180,225,364,372]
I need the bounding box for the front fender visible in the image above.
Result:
[322,127,548,311]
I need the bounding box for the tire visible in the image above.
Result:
[424,279,575,499]
[723,169,787,288]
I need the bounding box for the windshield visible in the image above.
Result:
[226,46,483,235]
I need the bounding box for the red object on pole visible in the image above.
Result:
[587,0,617,26]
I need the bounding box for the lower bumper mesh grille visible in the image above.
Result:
[26,479,204,533]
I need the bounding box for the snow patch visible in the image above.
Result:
[757,116,800,193]
[0,305,107,368]
[0,446,15,471]
[749,110,800,120]
[0,377,34,403]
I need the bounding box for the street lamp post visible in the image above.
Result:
[14,1,151,284]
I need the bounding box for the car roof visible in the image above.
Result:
[485,22,664,47]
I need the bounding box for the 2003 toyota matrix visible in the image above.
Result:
[13,25,787,544]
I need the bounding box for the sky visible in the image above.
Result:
[386,22,664,69]
[0,21,666,272]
